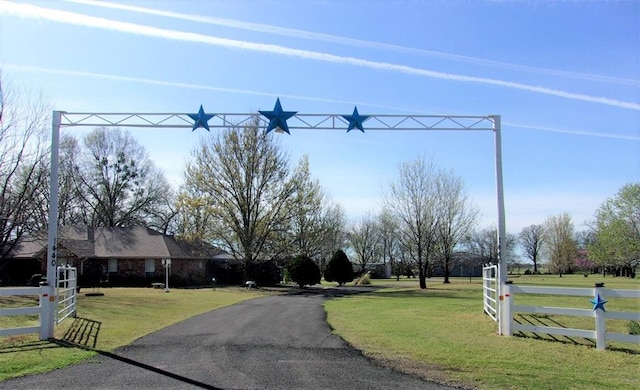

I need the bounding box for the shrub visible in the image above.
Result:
[355,272,371,285]
[287,255,321,288]
[628,320,640,335]
[324,250,354,286]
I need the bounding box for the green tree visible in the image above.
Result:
[544,213,578,276]
[324,249,354,286]
[588,183,639,277]
[287,255,321,288]
[184,121,297,278]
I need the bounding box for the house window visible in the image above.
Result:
[108,259,118,273]
[145,259,155,278]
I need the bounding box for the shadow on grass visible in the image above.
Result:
[372,289,478,300]
[51,339,226,390]
[0,340,61,354]
[513,314,639,354]
[62,317,102,349]
[277,285,478,300]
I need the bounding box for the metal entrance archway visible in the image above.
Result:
[43,102,507,337]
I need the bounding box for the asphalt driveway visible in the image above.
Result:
[1,287,455,390]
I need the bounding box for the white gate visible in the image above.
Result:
[483,264,499,322]
[56,265,77,324]
[0,266,77,340]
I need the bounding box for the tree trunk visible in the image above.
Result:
[418,267,427,289]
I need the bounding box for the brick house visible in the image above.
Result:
[5,226,230,287]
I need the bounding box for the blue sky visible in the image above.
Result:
[1,0,638,234]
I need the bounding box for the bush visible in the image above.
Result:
[287,255,321,288]
[628,320,640,335]
[355,272,371,285]
[324,250,354,286]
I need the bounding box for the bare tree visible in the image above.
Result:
[383,157,440,289]
[544,213,578,276]
[434,170,479,283]
[377,209,401,279]
[184,121,297,278]
[317,202,348,272]
[519,224,545,274]
[0,76,49,279]
[67,127,172,227]
[349,213,380,274]
[464,226,517,266]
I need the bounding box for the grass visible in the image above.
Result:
[0,286,265,381]
[1,275,639,388]
[324,274,640,389]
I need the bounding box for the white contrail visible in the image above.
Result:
[3,64,415,112]
[7,64,638,141]
[64,0,638,87]
[504,122,640,141]
[2,1,639,111]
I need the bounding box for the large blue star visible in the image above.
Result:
[259,98,297,134]
[342,106,369,133]
[590,294,608,312]
[188,105,215,131]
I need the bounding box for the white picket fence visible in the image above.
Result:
[503,283,640,351]
[482,264,499,322]
[0,265,77,340]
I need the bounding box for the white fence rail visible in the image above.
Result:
[482,264,499,322]
[0,286,48,339]
[504,283,640,351]
[1,266,77,340]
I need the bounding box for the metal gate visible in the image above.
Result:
[56,265,77,324]
[482,264,499,322]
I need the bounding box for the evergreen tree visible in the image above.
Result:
[324,250,354,286]
[287,255,321,288]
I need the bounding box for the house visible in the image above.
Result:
[4,226,231,287]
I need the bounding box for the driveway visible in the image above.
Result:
[1,287,455,390]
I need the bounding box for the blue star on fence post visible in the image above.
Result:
[188,105,215,131]
[590,294,608,311]
[259,98,297,134]
[342,106,369,133]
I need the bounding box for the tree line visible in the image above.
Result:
[1,78,638,285]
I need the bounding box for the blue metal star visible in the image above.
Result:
[259,98,297,134]
[342,106,370,133]
[590,294,608,312]
[188,105,215,131]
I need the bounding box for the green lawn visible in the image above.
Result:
[324,274,640,390]
[1,275,639,388]
[0,287,265,381]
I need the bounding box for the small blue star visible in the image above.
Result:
[259,98,297,134]
[188,105,215,131]
[342,106,369,133]
[590,294,608,312]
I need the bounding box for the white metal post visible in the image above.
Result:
[492,115,508,335]
[44,111,62,339]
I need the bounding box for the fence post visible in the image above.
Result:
[38,283,50,340]
[594,283,606,351]
[503,281,513,336]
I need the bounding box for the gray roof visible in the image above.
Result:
[8,226,224,260]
